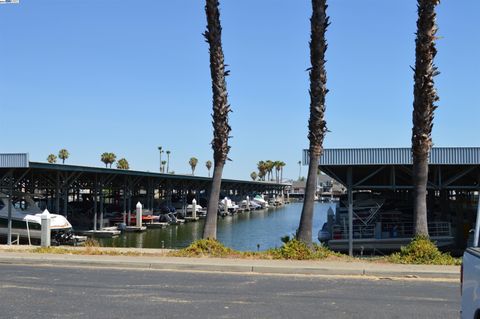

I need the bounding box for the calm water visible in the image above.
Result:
[99,202,336,251]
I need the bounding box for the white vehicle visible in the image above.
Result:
[461,200,480,319]
[0,192,73,244]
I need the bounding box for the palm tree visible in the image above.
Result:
[58,149,69,164]
[166,150,171,173]
[411,0,440,237]
[257,161,267,181]
[279,161,286,182]
[203,0,232,240]
[265,160,274,181]
[297,0,329,246]
[117,158,130,170]
[108,153,117,168]
[250,171,257,181]
[101,152,110,168]
[47,154,57,164]
[274,161,281,183]
[161,160,167,173]
[189,157,198,175]
[206,160,212,177]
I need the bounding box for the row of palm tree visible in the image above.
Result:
[47,149,69,164]
[188,157,214,177]
[255,160,286,182]
[202,0,439,246]
[47,149,129,170]
[100,152,116,168]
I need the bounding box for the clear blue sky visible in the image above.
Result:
[1,1,479,180]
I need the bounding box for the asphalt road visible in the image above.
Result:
[0,265,459,319]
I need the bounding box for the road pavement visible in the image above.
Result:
[0,264,459,319]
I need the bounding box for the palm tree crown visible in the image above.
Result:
[58,149,69,164]
[189,157,199,175]
[47,154,57,164]
[117,158,130,170]
[206,160,212,177]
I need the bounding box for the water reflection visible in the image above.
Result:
[99,202,336,251]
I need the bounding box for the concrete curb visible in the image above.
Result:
[0,253,460,280]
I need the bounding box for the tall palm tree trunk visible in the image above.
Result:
[297,0,329,246]
[204,163,224,238]
[203,0,232,239]
[411,0,440,237]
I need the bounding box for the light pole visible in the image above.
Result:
[158,146,164,172]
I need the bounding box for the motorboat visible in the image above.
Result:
[218,197,239,215]
[252,195,269,209]
[0,192,74,244]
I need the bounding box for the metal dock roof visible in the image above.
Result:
[302,147,480,166]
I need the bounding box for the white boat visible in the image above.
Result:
[219,197,239,215]
[0,192,74,244]
[252,195,269,209]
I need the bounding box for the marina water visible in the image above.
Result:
[99,202,335,251]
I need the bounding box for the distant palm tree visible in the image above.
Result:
[117,158,130,170]
[166,150,171,173]
[411,0,440,237]
[189,157,199,175]
[203,0,232,240]
[161,160,167,173]
[250,171,257,181]
[58,149,69,164]
[108,153,117,168]
[206,160,212,177]
[47,154,57,164]
[101,152,110,167]
[257,161,267,181]
[297,0,329,246]
[279,161,286,182]
[274,161,281,183]
[265,160,274,181]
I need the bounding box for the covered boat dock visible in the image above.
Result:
[304,147,480,255]
[0,153,287,243]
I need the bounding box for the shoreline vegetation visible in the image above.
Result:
[1,237,461,266]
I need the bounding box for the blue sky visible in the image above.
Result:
[0,1,479,180]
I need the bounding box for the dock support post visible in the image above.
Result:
[136,202,142,228]
[348,166,353,257]
[192,199,197,219]
[100,187,104,230]
[41,210,51,247]
[93,184,98,231]
[55,172,60,213]
[7,178,13,245]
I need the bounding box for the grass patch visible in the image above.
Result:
[29,246,143,257]
[387,236,461,266]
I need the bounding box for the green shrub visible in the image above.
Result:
[388,236,461,265]
[266,239,341,260]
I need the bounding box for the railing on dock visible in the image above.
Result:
[332,222,452,240]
